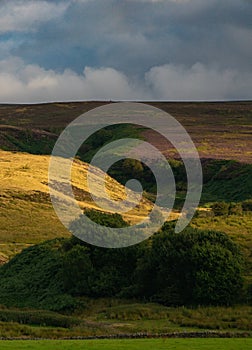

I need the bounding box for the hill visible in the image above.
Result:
[0,101,251,261]
[0,150,154,260]
[0,101,251,163]
[0,102,251,338]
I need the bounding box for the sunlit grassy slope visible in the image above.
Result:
[0,151,155,260]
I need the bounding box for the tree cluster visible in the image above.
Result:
[63,218,244,306]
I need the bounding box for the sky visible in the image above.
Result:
[0,0,251,102]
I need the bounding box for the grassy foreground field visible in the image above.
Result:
[0,339,252,350]
[0,301,251,339]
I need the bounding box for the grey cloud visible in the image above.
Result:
[0,0,251,101]
[145,62,252,100]
[0,0,69,33]
[0,57,251,103]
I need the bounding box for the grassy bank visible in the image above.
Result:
[0,301,251,339]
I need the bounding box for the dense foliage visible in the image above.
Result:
[135,227,244,306]
[0,213,245,311]
[0,239,76,312]
[84,209,129,228]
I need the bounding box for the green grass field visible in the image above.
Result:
[0,339,252,350]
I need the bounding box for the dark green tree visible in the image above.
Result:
[63,245,93,296]
[136,227,244,306]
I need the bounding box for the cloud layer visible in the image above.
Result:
[1,57,251,103]
[0,1,68,33]
[0,0,251,102]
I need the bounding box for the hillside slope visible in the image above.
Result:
[0,101,251,260]
[0,101,251,163]
[0,151,154,260]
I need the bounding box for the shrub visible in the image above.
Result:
[212,202,229,216]
[0,309,80,328]
[242,199,252,212]
[229,202,243,215]
[84,209,128,228]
